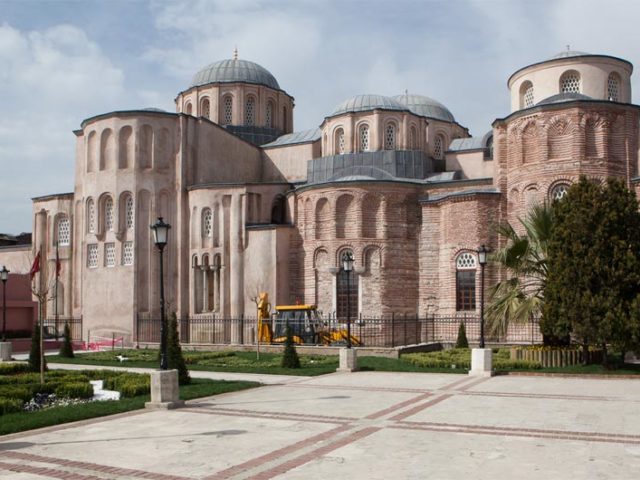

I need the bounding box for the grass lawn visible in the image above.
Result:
[0,376,258,436]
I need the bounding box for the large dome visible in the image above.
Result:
[548,49,591,60]
[190,58,280,90]
[330,94,407,117]
[393,93,455,122]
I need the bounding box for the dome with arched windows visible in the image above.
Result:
[393,93,455,122]
[191,58,280,90]
[329,94,407,117]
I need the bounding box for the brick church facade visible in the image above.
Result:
[12,49,640,342]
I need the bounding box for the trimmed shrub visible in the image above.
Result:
[54,382,94,399]
[104,373,150,398]
[0,385,32,403]
[0,363,31,376]
[455,323,469,349]
[281,325,301,369]
[118,379,150,398]
[58,323,75,358]
[167,312,190,385]
[0,397,23,415]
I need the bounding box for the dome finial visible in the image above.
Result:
[566,44,570,51]
[233,46,238,60]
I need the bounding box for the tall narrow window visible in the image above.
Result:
[607,73,620,101]
[434,135,444,159]
[87,244,98,268]
[122,241,134,266]
[185,102,193,115]
[456,252,476,311]
[245,96,255,126]
[201,98,210,119]
[202,208,213,238]
[359,124,370,152]
[104,197,114,231]
[336,251,359,319]
[104,243,116,267]
[335,128,345,154]
[560,71,581,93]
[57,216,70,246]
[223,96,233,125]
[265,101,274,128]
[125,196,134,229]
[87,199,96,234]
[384,124,396,150]
[520,81,534,108]
[409,127,417,150]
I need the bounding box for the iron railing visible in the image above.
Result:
[135,313,542,347]
[42,317,83,341]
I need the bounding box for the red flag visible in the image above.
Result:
[29,251,40,281]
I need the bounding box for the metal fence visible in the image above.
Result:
[42,317,83,341]
[135,313,542,347]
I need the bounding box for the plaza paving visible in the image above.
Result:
[1,366,640,479]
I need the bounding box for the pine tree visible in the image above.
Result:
[58,322,75,358]
[28,321,47,373]
[281,324,301,368]
[455,322,469,349]
[543,177,640,364]
[166,312,190,385]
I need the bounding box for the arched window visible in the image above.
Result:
[245,96,255,126]
[358,124,370,152]
[335,128,345,154]
[185,102,193,115]
[456,252,476,311]
[409,126,417,150]
[282,106,288,131]
[550,183,570,201]
[265,101,274,128]
[200,98,210,119]
[336,250,359,319]
[607,73,620,101]
[104,197,114,232]
[202,208,213,238]
[223,96,233,125]
[433,135,444,159]
[57,216,70,246]
[384,123,396,150]
[520,81,534,108]
[271,196,286,224]
[560,71,581,93]
[125,196,134,229]
[484,135,494,159]
[87,199,96,234]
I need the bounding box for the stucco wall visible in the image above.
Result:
[262,142,318,182]
[446,150,495,179]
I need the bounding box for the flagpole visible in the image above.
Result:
[55,241,59,337]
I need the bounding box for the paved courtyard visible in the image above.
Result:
[1,369,639,479]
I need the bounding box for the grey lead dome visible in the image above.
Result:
[191,59,280,90]
[393,93,455,122]
[330,94,407,116]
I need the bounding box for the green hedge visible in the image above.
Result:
[103,374,150,398]
[0,363,31,375]
[55,382,94,399]
[0,397,23,415]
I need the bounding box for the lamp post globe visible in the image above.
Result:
[341,251,354,349]
[0,266,8,342]
[150,218,171,370]
[477,244,489,349]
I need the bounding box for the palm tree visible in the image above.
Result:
[486,202,554,338]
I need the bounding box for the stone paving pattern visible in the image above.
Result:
[1,368,639,479]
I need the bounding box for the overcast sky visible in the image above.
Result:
[2,0,640,233]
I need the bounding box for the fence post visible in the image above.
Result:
[240,314,244,345]
[359,313,363,346]
[415,313,418,345]
[403,313,407,346]
[391,313,395,347]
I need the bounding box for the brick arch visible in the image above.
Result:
[546,115,574,159]
[335,193,355,238]
[361,245,382,315]
[521,121,540,164]
[315,197,331,240]
[361,193,381,238]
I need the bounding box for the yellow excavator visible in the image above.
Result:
[256,292,361,346]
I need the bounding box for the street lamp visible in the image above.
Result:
[0,266,8,342]
[341,251,354,349]
[150,217,171,370]
[477,244,489,349]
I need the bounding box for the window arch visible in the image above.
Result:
[484,135,494,160]
[433,134,444,160]
[104,197,114,232]
[520,81,534,108]
[57,216,70,246]
[265,100,274,128]
[202,208,213,238]
[336,250,358,319]
[560,71,581,93]
[607,72,620,101]
[200,98,210,119]
[222,95,233,125]
[125,195,134,229]
[384,123,396,150]
[358,124,370,152]
[245,96,256,126]
[334,128,345,154]
[456,252,476,311]
[409,126,417,150]
[550,183,570,201]
[185,102,193,115]
[87,199,96,234]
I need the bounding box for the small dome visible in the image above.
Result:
[536,92,592,106]
[393,93,455,122]
[330,94,407,117]
[140,107,166,112]
[191,58,280,90]
[549,50,591,60]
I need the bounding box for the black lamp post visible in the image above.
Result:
[151,217,171,370]
[477,244,489,349]
[1,266,8,342]
[341,251,354,349]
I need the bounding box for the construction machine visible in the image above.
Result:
[256,292,361,346]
